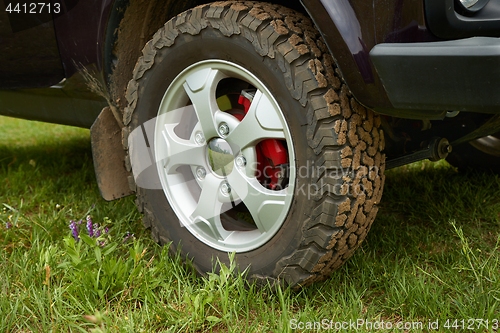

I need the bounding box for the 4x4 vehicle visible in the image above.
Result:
[2,0,500,288]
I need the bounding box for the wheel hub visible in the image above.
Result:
[207,138,234,177]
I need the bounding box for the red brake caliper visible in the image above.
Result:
[236,90,289,190]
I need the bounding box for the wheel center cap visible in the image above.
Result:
[207,138,234,177]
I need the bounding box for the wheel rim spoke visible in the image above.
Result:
[183,68,227,139]
[189,173,232,240]
[160,110,207,174]
[226,90,285,150]
[227,168,287,233]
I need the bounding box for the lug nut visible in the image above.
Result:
[195,132,205,145]
[220,182,231,195]
[235,155,247,168]
[218,123,230,136]
[196,167,206,180]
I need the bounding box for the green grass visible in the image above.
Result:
[1,115,500,332]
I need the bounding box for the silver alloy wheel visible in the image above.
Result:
[154,60,296,252]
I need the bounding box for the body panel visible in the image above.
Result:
[0,0,112,127]
[301,0,443,118]
[52,0,113,77]
[301,0,392,111]
[0,4,64,89]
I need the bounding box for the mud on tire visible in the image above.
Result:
[123,1,385,288]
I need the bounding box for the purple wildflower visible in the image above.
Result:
[86,215,94,237]
[69,220,79,241]
[5,221,12,229]
[104,227,109,234]
[93,224,101,238]
[123,232,134,243]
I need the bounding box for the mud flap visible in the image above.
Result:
[90,107,133,201]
